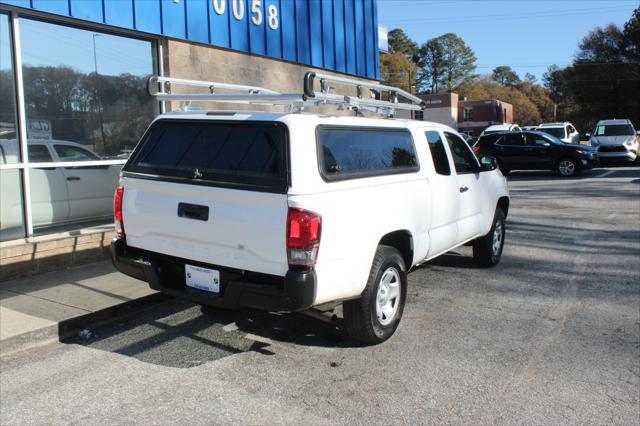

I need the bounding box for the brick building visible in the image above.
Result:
[409,93,514,137]
[457,98,514,137]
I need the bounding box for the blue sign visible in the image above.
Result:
[1,0,380,80]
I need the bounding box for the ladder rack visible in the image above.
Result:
[147,72,425,118]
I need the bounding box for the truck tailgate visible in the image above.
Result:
[122,177,289,276]
[119,118,291,276]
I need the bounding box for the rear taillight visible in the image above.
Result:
[473,146,480,154]
[287,208,322,268]
[114,186,124,236]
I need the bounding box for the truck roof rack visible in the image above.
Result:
[147,72,425,118]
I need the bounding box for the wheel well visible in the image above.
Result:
[497,196,509,218]
[556,156,577,167]
[379,230,413,269]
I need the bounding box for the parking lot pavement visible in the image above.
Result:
[1,166,638,425]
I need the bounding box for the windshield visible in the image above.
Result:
[537,127,565,139]
[594,124,634,136]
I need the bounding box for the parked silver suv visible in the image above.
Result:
[588,119,638,162]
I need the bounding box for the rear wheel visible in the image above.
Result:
[343,245,407,345]
[557,157,579,177]
[473,208,506,267]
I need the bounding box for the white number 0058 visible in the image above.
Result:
[212,0,279,30]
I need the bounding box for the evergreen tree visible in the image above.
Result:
[492,66,521,86]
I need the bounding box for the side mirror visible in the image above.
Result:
[543,142,551,147]
[479,155,498,171]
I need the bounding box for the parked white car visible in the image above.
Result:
[0,139,121,240]
[480,124,522,136]
[537,122,580,144]
[588,119,638,162]
[111,73,510,345]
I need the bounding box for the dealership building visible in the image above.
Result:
[0,0,380,245]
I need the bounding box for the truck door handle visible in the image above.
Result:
[66,176,81,181]
[459,186,469,193]
[178,202,209,221]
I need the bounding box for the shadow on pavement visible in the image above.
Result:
[506,166,639,182]
[62,299,346,368]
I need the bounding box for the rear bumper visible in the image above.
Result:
[110,237,316,312]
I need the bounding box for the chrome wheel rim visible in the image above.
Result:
[492,221,504,256]
[376,267,401,326]
[559,160,575,176]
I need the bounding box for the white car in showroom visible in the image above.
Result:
[588,119,638,163]
[0,139,121,240]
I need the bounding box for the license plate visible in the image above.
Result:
[185,264,220,293]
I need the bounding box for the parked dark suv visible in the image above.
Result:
[473,131,598,177]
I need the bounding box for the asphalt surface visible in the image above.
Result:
[1,166,639,425]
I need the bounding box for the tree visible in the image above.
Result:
[418,38,445,93]
[439,33,478,92]
[459,78,541,125]
[418,33,477,93]
[541,9,640,131]
[524,73,537,84]
[542,65,568,103]
[387,28,419,62]
[380,52,417,94]
[518,82,555,122]
[575,24,624,62]
[492,66,520,86]
[622,6,639,62]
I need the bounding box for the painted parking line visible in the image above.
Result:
[594,169,616,178]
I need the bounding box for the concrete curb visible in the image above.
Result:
[0,292,172,357]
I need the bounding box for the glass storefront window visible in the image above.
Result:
[0,13,26,241]
[17,18,156,233]
[20,18,156,159]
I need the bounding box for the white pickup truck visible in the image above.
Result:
[111,75,509,344]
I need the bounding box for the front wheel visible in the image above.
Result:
[473,208,506,267]
[343,245,407,345]
[557,157,579,177]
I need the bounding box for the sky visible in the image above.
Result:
[377,0,639,82]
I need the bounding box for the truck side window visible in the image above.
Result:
[497,133,525,146]
[28,145,53,162]
[54,145,100,162]
[444,132,479,174]
[317,127,419,181]
[425,131,451,176]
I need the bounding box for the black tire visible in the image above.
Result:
[473,208,506,267]
[343,245,407,345]
[557,157,579,177]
